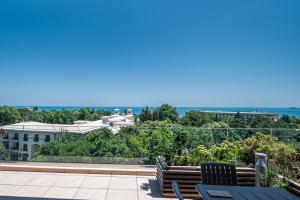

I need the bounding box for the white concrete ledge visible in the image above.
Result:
[0,164,156,176]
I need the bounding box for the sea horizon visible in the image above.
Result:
[10,105,300,118]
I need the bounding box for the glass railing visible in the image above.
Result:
[0,125,299,165]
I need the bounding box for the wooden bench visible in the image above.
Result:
[287,179,300,197]
[156,158,256,199]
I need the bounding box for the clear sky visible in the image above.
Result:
[0,0,299,107]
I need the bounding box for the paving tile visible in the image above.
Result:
[26,174,61,187]
[74,188,107,200]
[137,177,160,191]
[81,176,110,189]
[138,190,170,200]
[106,189,138,200]
[109,177,137,190]
[0,173,13,183]
[1,173,37,185]
[43,186,78,199]
[0,184,23,196]
[13,185,50,197]
[53,174,86,188]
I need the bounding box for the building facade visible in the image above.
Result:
[204,111,278,121]
[2,129,56,161]
[1,108,134,161]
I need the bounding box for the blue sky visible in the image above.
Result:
[0,0,299,107]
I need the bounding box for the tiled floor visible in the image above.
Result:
[0,171,172,200]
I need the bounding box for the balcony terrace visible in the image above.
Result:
[0,170,167,200]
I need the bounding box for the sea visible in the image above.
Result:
[15,106,300,118]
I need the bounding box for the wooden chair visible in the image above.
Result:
[172,181,185,200]
[201,162,237,186]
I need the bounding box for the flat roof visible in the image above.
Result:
[203,111,277,115]
[1,121,109,134]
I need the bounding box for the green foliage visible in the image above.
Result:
[0,143,6,160]
[201,122,241,144]
[229,112,247,128]
[210,141,243,165]
[147,121,175,164]
[180,111,213,127]
[241,133,296,167]
[0,106,111,125]
[185,145,212,165]
[173,129,188,157]
[0,107,21,125]
[259,161,292,188]
[152,104,179,123]
[139,106,153,122]
[1,104,299,179]
[185,128,214,149]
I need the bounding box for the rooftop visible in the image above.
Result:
[1,121,108,134]
[0,170,169,200]
[203,110,277,115]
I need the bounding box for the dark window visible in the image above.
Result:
[34,134,39,142]
[23,134,28,141]
[22,154,28,161]
[4,141,9,149]
[13,133,19,140]
[45,135,50,142]
[23,144,28,152]
[13,142,19,150]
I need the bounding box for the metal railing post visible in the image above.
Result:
[255,153,267,187]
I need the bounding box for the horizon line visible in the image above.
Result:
[3,105,299,109]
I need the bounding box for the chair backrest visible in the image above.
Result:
[172,180,185,200]
[201,162,237,186]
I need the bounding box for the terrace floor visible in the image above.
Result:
[0,171,173,200]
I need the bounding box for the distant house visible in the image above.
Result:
[203,111,278,121]
[1,109,134,161]
[101,108,134,133]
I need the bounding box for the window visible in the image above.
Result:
[34,134,39,142]
[4,141,9,149]
[13,133,19,140]
[23,134,28,141]
[23,144,28,152]
[13,142,19,150]
[45,135,50,142]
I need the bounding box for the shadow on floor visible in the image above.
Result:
[140,179,165,198]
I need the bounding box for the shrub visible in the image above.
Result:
[241,133,296,167]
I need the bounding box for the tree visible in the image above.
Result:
[249,115,274,128]
[0,107,21,125]
[181,110,213,127]
[78,107,92,121]
[152,104,179,123]
[241,133,296,167]
[139,106,153,122]
[229,112,246,128]
[173,129,188,157]
[201,122,239,144]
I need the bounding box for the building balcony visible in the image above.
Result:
[0,162,158,200]
[0,161,298,200]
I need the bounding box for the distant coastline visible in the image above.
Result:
[13,106,300,118]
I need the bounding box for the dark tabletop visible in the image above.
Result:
[195,184,300,200]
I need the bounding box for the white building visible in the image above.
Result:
[101,108,135,133]
[1,109,134,161]
[203,111,278,121]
